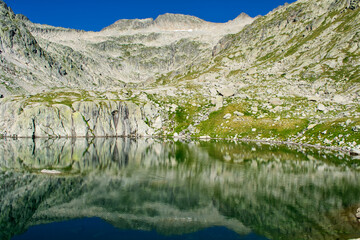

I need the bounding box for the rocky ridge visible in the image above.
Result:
[0,0,359,151]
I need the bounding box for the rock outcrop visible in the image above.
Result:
[0,97,160,137]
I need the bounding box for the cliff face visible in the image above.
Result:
[0,93,163,137]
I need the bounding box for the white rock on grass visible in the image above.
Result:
[217,88,236,97]
[170,104,178,112]
[351,148,360,156]
[41,169,61,174]
[224,113,232,119]
[199,135,211,139]
[269,98,283,106]
[307,124,317,130]
[317,104,327,112]
[233,111,244,116]
[308,96,320,102]
[353,126,360,132]
[251,106,258,113]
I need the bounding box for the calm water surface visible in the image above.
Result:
[0,138,359,240]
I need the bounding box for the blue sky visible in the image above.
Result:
[5,0,296,31]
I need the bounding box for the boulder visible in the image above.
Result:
[224,113,232,119]
[307,124,317,130]
[217,88,236,97]
[333,95,349,104]
[199,135,211,139]
[317,104,327,112]
[251,106,258,113]
[308,96,320,102]
[353,126,360,132]
[41,169,61,174]
[170,104,178,112]
[269,98,283,106]
[350,148,360,156]
[233,111,244,116]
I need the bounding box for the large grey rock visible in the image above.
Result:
[217,88,236,97]
[269,98,283,106]
[333,95,350,104]
[317,104,327,112]
[0,99,154,137]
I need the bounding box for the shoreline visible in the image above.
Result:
[1,135,359,156]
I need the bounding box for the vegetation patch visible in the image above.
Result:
[24,90,92,108]
[197,103,308,139]
[302,118,360,146]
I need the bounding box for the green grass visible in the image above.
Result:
[24,90,92,108]
[227,69,244,78]
[197,103,308,139]
[302,118,360,146]
[171,103,203,133]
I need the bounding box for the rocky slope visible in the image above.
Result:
[0,0,359,151]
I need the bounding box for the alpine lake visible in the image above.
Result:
[0,138,359,240]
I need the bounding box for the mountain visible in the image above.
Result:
[0,0,359,152]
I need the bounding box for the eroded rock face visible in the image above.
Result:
[0,99,158,137]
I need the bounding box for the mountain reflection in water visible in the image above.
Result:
[0,138,359,240]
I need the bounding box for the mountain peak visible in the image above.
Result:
[235,12,251,20]
[153,13,208,29]
[102,18,153,31]
[154,13,206,24]
[103,13,209,31]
